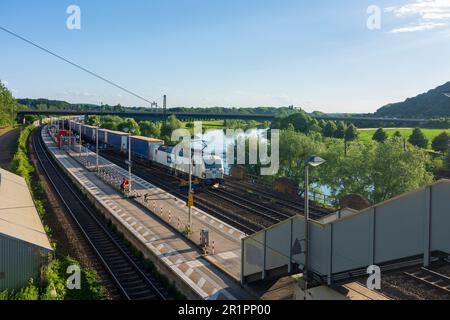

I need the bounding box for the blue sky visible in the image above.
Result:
[1,0,450,113]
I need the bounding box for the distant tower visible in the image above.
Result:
[163,94,167,118]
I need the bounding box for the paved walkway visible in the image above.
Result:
[44,130,252,300]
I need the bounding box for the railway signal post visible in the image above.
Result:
[188,140,193,234]
[185,137,204,236]
[94,122,102,173]
[79,122,82,154]
[123,127,135,197]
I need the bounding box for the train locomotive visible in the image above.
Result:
[69,121,225,186]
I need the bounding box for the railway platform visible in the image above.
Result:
[42,129,253,300]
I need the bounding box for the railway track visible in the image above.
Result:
[97,147,333,230]
[404,267,450,296]
[99,150,261,234]
[95,147,331,232]
[32,128,169,300]
[224,178,332,219]
[205,188,291,223]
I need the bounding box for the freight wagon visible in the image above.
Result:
[102,129,128,153]
[98,129,108,145]
[131,136,164,161]
[83,125,97,142]
[71,121,224,186]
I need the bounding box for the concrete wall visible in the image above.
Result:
[430,182,450,253]
[242,180,450,284]
[0,234,50,291]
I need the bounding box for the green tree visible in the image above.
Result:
[372,128,388,143]
[118,118,141,136]
[0,81,20,126]
[160,115,183,142]
[318,119,327,129]
[372,141,433,202]
[319,140,374,202]
[309,119,322,133]
[334,121,346,139]
[446,148,450,170]
[278,130,323,183]
[322,121,337,138]
[393,131,403,138]
[408,128,428,149]
[344,124,358,141]
[318,138,433,203]
[286,123,295,132]
[288,113,312,134]
[139,121,161,138]
[262,121,271,128]
[431,132,449,152]
[100,115,124,130]
[271,111,316,134]
[87,115,100,126]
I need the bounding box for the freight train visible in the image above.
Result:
[69,121,225,186]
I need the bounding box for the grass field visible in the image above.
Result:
[358,128,450,147]
[181,120,225,131]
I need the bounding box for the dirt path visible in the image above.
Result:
[0,128,19,169]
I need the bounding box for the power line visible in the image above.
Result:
[0,26,153,105]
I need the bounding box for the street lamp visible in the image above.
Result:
[123,127,135,196]
[303,155,326,295]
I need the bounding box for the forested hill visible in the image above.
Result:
[16,98,303,116]
[0,82,20,126]
[17,98,106,112]
[376,81,450,118]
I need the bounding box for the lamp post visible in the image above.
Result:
[123,127,135,196]
[303,155,326,294]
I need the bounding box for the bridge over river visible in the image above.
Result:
[17,109,427,127]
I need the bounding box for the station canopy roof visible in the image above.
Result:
[0,168,52,251]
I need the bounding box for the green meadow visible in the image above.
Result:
[181,120,225,131]
[358,128,450,148]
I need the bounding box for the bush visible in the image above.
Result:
[446,149,450,170]
[345,124,358,141]
[409,128,429,149]
[372,128,388,143]
[0,290,9,300]
[10,280,40,300]
[432,132,450,152]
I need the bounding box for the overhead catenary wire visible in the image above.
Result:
[0,26,153,105]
